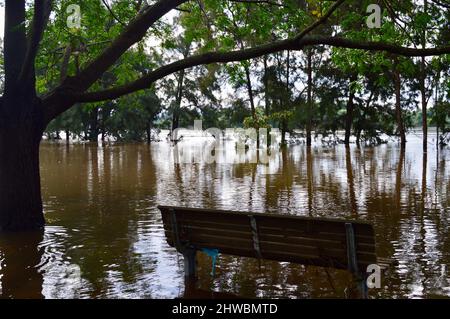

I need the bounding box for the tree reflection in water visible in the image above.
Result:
[0,133,449,298]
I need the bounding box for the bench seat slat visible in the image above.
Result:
[256,216,375,238]
[163,220,376,247]
[163,233,376,268]
[165,224,375,251]
[164,227,375,256]
[165,216,375,244]
[162,207,374,235]
[259,233,375,251]
[258,227,375,244]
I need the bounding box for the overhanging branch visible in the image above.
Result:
[73,36,450,103]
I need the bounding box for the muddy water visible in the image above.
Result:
[0,132,449,298]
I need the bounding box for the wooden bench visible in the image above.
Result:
[159,206,392,298]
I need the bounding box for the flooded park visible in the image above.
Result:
[1,131,449,299]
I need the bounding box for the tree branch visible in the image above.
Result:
[18,0,52,84]
[101,0,127,27]
[61,0,188,93]
[294,0,346,41]
[71,36,450,104]
[430,0,450,9]
[227,0,288,7]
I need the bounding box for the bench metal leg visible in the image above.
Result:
[347,272,368,299]
[183,248,197,279]
[345,223,368,299]
[356,272,368,299]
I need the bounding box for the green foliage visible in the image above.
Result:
[243,108,271,130]
[106,90,161,142]
[432,101,450,134]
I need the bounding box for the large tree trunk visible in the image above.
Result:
[0,97,45,231]
[0,0,45,231]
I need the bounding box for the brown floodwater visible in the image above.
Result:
[0,131,449,299]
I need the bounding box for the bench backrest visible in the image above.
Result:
[159,206,377,271]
